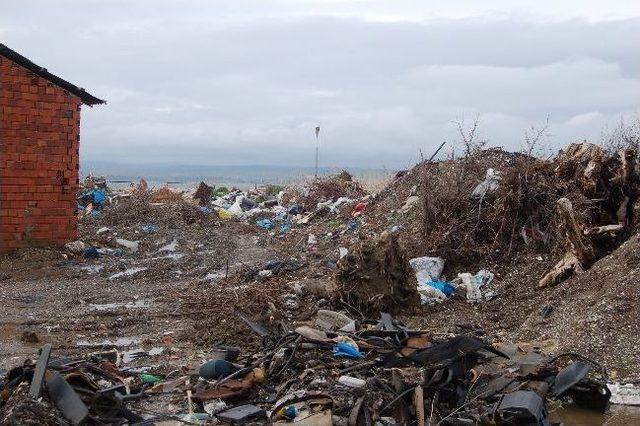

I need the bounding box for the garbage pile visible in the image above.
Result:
[73,173,370,246]
[205,173,369,235]
[0,312,613,424]
[67,172,369,290]
[68,181,242,284]
[334,231,500,314]
[76,175,110,217]
[281,170,367,211]
[364,143,640,287]
[76,176,156,217]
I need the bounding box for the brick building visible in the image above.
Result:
[0,44,104,252]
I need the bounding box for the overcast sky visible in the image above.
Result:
[1,1,639,169]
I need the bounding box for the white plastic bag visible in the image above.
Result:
[471,168,501,199]
[457,269,495,302]
[409,256,445,283]
[416,282,448,304]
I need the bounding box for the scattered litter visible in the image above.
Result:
[76,337,141,347]
[609,383,640,406]
[2,306,613,425]
[96,226,110,235]
[64,240,86,254]
[199,359,238,380]
[108,267,147,280]
[400,195,419,212]
[315,310,354,331]
[333,341,364,359]
[457,269,495,302]
[352,202,367,216]
[338,247,348,259]
[150,252,185,261]
[158,240,178,253]
[417,282,448,304]
[295,326,328,341]
[1,155,635,424]
[89,299,152,311]
[338,376,366,388]
[256,218,274,230]
[279,221,292,234]
[75,264,104,274]
[115,238,139,253]
[217,404,266,424]
[83,247,100,259]
[258,270,273,278]
[205,271,226,282]
[140,373,162,384]
[426,280,456,296]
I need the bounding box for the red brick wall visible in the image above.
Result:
[0,56,81,252]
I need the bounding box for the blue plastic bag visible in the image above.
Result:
[91,189,106,205]
[333,341,364,359]
[280,221,292,234]
[428,280,456,297]
[256,219,274,230]
[83,247,100,259]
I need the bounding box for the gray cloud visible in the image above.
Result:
[1,1,639,168]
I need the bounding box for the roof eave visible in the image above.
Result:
[0,43,106,106]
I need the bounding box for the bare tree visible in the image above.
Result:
[523,115,551,157]
[601,114,640,152]
[453,115,487,158]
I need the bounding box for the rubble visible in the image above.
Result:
[0,312,614,424]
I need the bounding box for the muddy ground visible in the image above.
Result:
[1,208,638,382]
[0,226,252,365]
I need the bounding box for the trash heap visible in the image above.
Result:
[0,312,612,424]
[205,172,369,235]
[67,180,241,284]
[334,232,498,313]
[281,170,367,212]
[73,172,370,245]
[364,143,640,287]
[76,174,110,217]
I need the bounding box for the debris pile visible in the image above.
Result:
[0,312,614,424]
[539,143,640,286]
[149,186,184,204]
[282,170,367,212]
[363,143,640,286]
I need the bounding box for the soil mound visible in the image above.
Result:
[520,233,640,380]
